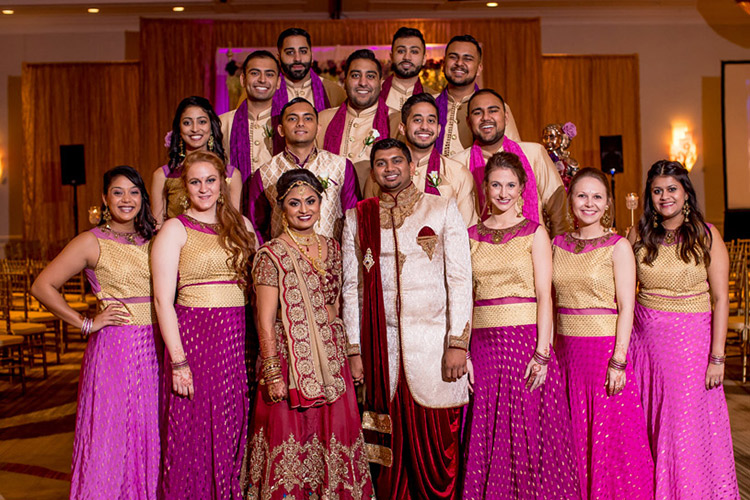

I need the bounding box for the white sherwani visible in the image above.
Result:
[341,183,472,408]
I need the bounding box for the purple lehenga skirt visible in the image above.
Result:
[161,305,249,500]
[70,323,162,500]
[555,334,654,500]
[630,303,740,499]
[463,322,580,499]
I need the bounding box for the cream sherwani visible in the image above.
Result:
[317,102,399,192]
[453,138,568,236]
[432,89,521,157]
[219,106,273,176]
[285,76,346,110]
[384,78,436,115]
[363,151,478,227]
[341,183,472,408]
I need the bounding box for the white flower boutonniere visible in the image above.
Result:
[427,171,441,189]
[364,129,380,147]
[263,124,274,139]
[317,172,337,196]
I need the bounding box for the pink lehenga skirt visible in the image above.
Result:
[463,323,580,499]
[555,334,654,500]
[630,303,740,499]
[161,305,249,500]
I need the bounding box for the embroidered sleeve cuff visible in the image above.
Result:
[346,343,361,356]
[448,321,471,350]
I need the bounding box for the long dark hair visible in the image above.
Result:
[181,151,255,282]
[167,96,225,172]
[100,165,157,241]
[634,160,711,266]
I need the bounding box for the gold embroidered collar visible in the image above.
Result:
[477,218,529,244]
[379,183,421,230]
[283,147,318,168]
[564,231,614,254]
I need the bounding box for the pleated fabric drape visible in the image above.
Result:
[139,18,542,177]
[21,62,141,250]
[541,54,642,231]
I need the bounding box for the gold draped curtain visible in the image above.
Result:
[22,62,140,250]
[541,55,642,231]
[139,18,542,176]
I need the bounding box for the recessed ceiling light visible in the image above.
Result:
[173,6,185,11]
[87,8,100,13]
[487,2,498,6]
[2,9,14,14]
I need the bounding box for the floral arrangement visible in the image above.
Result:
[562,122,577,139]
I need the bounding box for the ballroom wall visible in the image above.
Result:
[2,5,750,247]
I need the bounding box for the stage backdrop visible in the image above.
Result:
[139,18,543,177]
[22,62,140,249]
[541,54,642,231]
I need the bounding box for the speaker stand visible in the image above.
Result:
[608,168,617,231]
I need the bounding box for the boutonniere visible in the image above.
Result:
[364,129,380,147]
[426,171,441,189]
[316,172,338,196]
[263,124,274,139]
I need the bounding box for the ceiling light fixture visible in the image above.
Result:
[173,6,185,12]
[2,9,14,14]
[87,8,100,13]
[486,2,498,6]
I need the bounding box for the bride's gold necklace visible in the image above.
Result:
[285,226,326,275]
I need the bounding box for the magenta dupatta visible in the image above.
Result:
[469,138,539,222]
[322,97,390,155]
[424,147,442,196]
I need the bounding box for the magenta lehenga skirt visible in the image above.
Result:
[630,303,740,499]
[555,334,654,500]
[161,306,249,500]
[463,323,580,500]
[70,323,162,500]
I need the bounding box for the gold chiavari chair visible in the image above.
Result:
[0,334,25,395]
[727,241,749,383]
[0,271,46,380]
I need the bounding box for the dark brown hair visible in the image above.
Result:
[181,151,255,282]
[633,160,711,266]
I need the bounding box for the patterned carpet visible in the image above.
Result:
[1,339,749,499]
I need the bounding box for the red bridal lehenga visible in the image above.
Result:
[244,237,373,500]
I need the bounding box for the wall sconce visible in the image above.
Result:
[669,124,697,172]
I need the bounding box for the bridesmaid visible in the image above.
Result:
[152,150,257,499]
[463,152,579,499]
[31,166,160,499]
[628,160,740,499]
[551,167,654,499]
[151,96,241,227]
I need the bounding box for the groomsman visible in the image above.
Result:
[453,89,567,235]
[434,34,520,157]
[246,97,359,244]
[342,138,472,500]
[365,93,478,227]
[220,50,279,191]
[382,27,435,115]
[317,49,393,191]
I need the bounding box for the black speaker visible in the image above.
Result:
[60,144,86,186]
[599,135,624,174]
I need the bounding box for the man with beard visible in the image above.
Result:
[453,88,567,236]
[274,28,345,113]
[364,93,477,226]
[382,27,435,115]
[318,49,393,191]
[435,34,520,157]
[220,51,280,204]
[341,138,472,500]
[246,97,360,244]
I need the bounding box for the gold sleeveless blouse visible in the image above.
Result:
[636,242,710,313]
[470,220,538,329]
[176,215,247,308]
[552,233,621,337]
[89,227,155,326]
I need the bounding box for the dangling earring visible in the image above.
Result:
[601,207,612,229]
[179,138,186,160]
[651,212,660,228]
[282,215,289,232]
[102,205,112,224]
[315,218,321,230]
[207,134,215,152]
[682,201,690,218]
[217,193,225,205]
[181,196,190,210]
[516,197,524,217]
